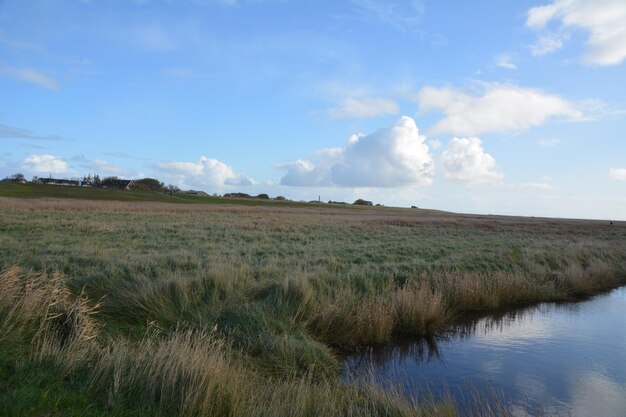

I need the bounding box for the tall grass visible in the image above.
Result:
[393,283,450,336]
[0,266,483,417]
[0,266,99,367]
[1,198,624,416]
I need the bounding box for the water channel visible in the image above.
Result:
[342,287,626,416]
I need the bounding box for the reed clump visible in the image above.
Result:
[0,266,99,367]
[90,330,240,416]
[89,329,463,417]
[556,260,619,297]
[432,270,551,313]
[307,286,394,348]
[393,282,451,336]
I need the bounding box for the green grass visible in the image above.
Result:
[0,182,365,209]
[1,196,624,416]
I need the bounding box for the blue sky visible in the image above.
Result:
[1,0,625,219]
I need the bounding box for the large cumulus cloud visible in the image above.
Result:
[158,156,254,188]
[21,154,71,174]
[279,116,434,188]
[441,137,502,184]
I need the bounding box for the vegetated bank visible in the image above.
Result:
[0,181,304,207]
[1,196,624,417]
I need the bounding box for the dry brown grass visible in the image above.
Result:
[90,330,240,416]
[394,283,451,335]
[0,266,100,376]
[432,271,550,312]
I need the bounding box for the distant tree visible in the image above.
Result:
[353,199,373,206]
[100,176,120,189]
[224,192,251,198]
[32,176,39,183]
[82,174,93,186]
[165,184,180,195]
[132,178,165,192]
[256,193,270,200]
[10,173,25,182]
[93,174,102,187]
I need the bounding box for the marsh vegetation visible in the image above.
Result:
[1,197,624,416]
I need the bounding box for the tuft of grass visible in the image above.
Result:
[0,266,99,363]
[393,282,451,336]
[307,286,394,348]
[90,330,237,416]
[432,271,550,312]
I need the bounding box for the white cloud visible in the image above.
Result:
[90,159,134,177]
[280,116,434,188]
[495,53,518,69]
[529,35,565,56]
[538,138,561,147]
[609,168,626,180]
[441,137,502,184]
[326,97,399,119]
[526,2,562,28]
[527,0,626,66]
[0,65,59,91]
[278,159,331,187]
[158,156,254,188]
[22,154,70,174]
[418,84,583,136]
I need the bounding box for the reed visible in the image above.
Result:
[393,282,451,335]
[0,266,99,365]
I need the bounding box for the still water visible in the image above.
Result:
[342,287,626,416]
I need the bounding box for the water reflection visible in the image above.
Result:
[342,287,626,416]
[348,335,442,369]
[569,372,626,417]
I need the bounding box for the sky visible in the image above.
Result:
[1,0,625,220]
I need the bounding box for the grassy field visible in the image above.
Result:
[0,182,332,208]
[1,194,625,416]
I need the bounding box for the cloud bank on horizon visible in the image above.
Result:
[0,0,625,219]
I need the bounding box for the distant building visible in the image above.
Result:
[184,190,209,196]
[37,178,80,186]
[1,177,27,184]
[101,178,134,190]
